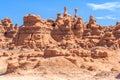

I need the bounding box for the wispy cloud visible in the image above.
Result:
[96,15,117,20]
[87,2,120,11]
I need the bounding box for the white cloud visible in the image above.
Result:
[87,2,120,11]
[96,15,117,20]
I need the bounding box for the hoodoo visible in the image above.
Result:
[0,7,120,80]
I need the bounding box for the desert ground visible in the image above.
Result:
[0,7,120,80]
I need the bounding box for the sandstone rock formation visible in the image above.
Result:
[14,14,56,49]
[113,22,120,39]
[91,48,108,58]
[0,18,18,49]
[0,7,120,80]
[0,6,119,54]
[98,32,115,47]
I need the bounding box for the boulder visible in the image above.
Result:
[44,48,65,57]
[7,59,19,71]
[91,49,108,58]
[87,66,96,71]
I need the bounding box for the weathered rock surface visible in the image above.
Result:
[0,6,120,80]
[0,7,119,50]
[91,48,108,58]
[14,14,56,49]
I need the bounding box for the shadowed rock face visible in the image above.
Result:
[0,7,119,50]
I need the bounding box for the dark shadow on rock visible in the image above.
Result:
[116,73,120,79]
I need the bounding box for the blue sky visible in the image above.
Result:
[0,0,120,26]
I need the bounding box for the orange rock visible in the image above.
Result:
[70,49,90,57]
[44,48,65,57]
[87,66,96,71]
[113,22,120,39]
[8,43,15,50]
[7,59,19,71]
[80,64,86,69]
[3,52,9,56]
[91,49,108,58]
[1,18,12,28]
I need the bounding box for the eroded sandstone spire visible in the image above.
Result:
[0,6,119,50]
[64,6,68,17]
[74,8,78,18]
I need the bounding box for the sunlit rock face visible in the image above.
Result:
[14,14,55,49]
[113,22,120,39]
[0,7,120,80]
[0,6,120,49]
